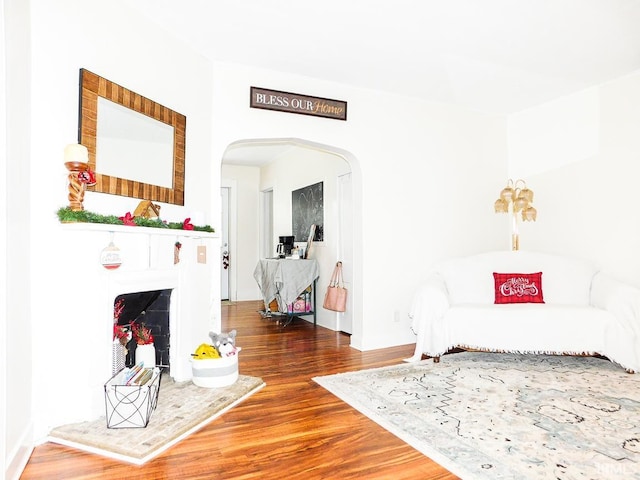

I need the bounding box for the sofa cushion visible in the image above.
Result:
[493,272,544,304]
[437,251,598,305]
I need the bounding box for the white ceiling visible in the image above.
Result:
[128,0,640,114]
[126,0,640,164]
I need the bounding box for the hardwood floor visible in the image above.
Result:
[21,301,459,480]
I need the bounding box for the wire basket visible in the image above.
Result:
[104,367,161,428]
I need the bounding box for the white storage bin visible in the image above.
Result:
[191,355,238,388]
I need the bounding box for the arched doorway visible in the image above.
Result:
[220,138,363,338]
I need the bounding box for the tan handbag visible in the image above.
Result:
[323,261,347,312]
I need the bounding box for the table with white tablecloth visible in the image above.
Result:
[253,258,319,324]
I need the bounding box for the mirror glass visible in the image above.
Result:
[97,97,174,188]
[79,69,186,205]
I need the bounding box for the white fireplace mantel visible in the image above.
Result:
[33,222,221,437]
[60,221,218,239]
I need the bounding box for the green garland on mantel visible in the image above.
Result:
[56,207,215,233]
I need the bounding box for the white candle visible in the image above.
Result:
[64,144,89,164]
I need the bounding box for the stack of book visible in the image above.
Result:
[117,362,155,386]
[104,364,162,428]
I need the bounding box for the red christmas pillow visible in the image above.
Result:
[493,272,544,304]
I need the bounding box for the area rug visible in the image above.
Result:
[48,374,265,465]
[313,353,640,479]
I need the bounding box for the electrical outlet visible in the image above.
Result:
[393,310,400,322]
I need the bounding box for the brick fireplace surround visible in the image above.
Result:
[35,223,220,437]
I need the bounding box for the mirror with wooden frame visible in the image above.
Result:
[78,69,186,205]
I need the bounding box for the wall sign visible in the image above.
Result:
[250,87,347,121]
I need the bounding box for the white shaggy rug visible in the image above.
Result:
[313,353,640,479]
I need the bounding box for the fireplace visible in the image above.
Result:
[35,223,221,437]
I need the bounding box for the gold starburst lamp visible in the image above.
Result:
[494,179,537,251]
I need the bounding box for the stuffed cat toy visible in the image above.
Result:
[209,329,240,357]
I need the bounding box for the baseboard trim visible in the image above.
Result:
[5,422,34,480]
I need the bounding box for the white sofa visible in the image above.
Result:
[406,250,640,372]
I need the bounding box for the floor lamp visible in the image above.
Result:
[494,179,537,251]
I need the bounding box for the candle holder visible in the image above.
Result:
[63,143,95,212]
[65,161,90,211]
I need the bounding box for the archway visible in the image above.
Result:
[220,138,363,343]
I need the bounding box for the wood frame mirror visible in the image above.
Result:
[78,68,186,205]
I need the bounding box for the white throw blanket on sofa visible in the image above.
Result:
[406,251,640,372]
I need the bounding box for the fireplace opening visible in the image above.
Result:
[113,289,172,371]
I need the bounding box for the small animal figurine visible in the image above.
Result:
[209,329,240,357]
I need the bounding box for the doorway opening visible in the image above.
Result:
[220,179,237,302]
[221,186,230,301]
[220,138,362,342]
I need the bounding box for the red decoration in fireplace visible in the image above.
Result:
[131,322,154,345]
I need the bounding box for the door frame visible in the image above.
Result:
[336,172,353,334]
[259,187,274,259]
[220,179,237,301]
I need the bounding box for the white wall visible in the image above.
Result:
[29,0,216,438]
[211,61,507,351]
[3,0,34,478]
[508,72,640,287]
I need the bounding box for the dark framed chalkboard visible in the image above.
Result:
[292,182,324,242]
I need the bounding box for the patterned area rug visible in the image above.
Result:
[313,353,640,479]
[48,374,265,465]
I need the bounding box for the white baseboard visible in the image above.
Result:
[5,422,34,480]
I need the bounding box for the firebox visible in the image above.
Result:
[114,289,173,370]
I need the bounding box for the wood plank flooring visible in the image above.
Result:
[21,301,459,480]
